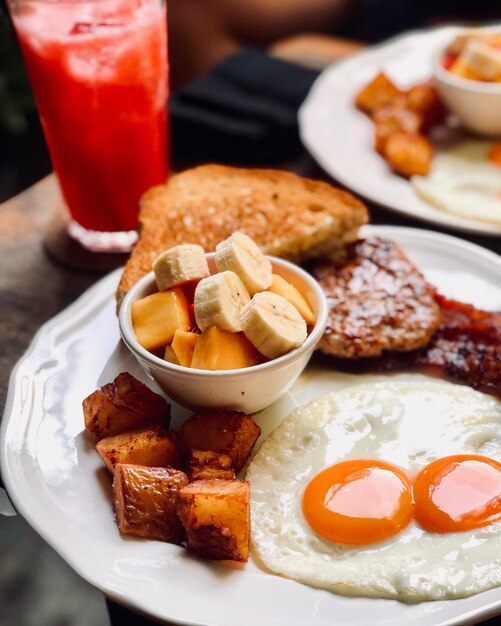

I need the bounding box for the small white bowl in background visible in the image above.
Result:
[119,253,328,414]
[433,46,501,137]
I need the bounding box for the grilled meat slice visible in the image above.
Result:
[327,294,501,399]
[312,237,440,358]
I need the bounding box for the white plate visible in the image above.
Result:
[299,26,501,237]
[2,226,501,626]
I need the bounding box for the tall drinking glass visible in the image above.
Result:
[8,0,169,252]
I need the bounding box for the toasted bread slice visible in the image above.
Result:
[116,165,368,306]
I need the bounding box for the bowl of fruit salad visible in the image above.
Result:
[119,232,328,413]
[434,29,501,136]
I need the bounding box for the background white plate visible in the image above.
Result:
[299,26,501,237]
[2,226,501,626]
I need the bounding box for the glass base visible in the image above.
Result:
[44,213,133,273]
[67,219,138,253]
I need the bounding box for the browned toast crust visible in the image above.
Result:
[116,165,368,306]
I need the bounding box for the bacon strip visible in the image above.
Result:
[327,294,501,398]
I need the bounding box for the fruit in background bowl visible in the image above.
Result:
[434,29,501,136]
[443,30,501,82]
[118,233,328,413]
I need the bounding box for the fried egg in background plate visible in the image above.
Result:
[411,140,501,224]
[246,380,501,602]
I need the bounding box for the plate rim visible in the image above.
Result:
[298,24,501,237]
[2,227,501,626]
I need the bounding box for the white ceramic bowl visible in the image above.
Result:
[119,253,328,413]
[433,47,501,137]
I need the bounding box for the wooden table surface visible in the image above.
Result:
[1,159,500,625]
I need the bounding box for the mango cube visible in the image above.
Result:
[267,274,316,325]
[164,345,180,364]
[191,327,261,370]
[132,287,191,352]
[172,329,199,367]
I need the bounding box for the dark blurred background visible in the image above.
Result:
[2,0,501,202]
[0,6,51,202]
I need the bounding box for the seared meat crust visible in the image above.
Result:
[328,295,501,399]
[312,238,440,358]
[416,296,501,396]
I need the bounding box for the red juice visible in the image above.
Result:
[12,0,168,235]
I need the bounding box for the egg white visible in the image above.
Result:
[411,140,501,224]
[246,381,501,601]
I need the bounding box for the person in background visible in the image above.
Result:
[168,0,357,87]
[168,0,501,87]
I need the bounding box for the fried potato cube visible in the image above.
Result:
[96,425,185,474]
[372,105,423,154]
[384,132,433,177]
[187,450,236,481]
[404,83,446,129]
[355,72,403,114]
[180,411,261,472]
[190,449,234,469]
[189,467,236,481]
[177,479,250,561]
[114,464,188,543]
[83,372,170,439]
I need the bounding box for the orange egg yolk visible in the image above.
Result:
[414,454,501,533]
[302,459,414,545]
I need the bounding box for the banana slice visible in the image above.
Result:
[194,271,250,332]
[461,39,501,80]
[153,244,210,291]
[240,292,307,359]
[448,30,490,55]
[215,232,272,295]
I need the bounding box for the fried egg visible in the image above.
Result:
[246,380,501,601]
[411,140,501,224]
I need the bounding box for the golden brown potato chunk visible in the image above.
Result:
[177,479,250,561]
[189,467,236,481]
[114,464,188,543]
[96,425,185,474]
[404,83,446,129]
[372,105,422,154]
[83,372,169,440]
[190,449,234,469]
[180,411,261,473]
[384,132,433,177]
[355,72,403,114]
[187,450,236,481]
